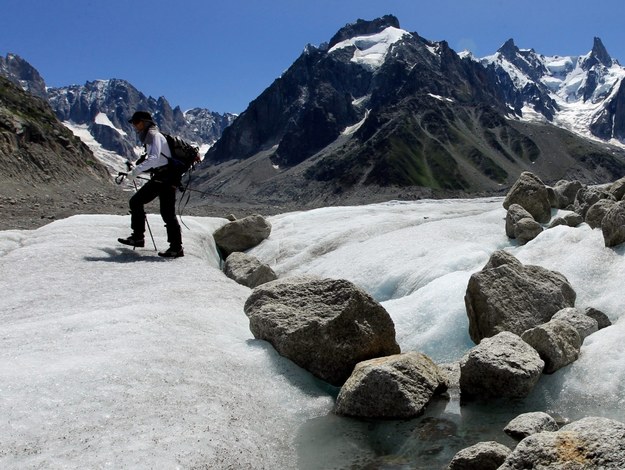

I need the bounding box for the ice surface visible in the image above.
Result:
[2,198,625,468]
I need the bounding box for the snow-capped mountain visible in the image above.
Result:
[4,17,625,212]
[47,79,236,161]
[480,37,625,144]
[198,16,625,208]
[0,53,235,177]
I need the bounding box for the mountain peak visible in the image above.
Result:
[497,39,519,59]
[328,15,400,48]
[591,36,612,67]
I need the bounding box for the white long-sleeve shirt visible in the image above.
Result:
[135,127,172,174]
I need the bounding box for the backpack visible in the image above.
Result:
[161,132,201,174]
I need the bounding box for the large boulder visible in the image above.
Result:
[608,176,625,200]
[498,417,625,469]
[602,200,625,247]
[243,276,400,386]
[585,306,612,329]
[521,319,581,374]
[334,352,447,419]
[504,411,559,441]
[549,179,583,209]
[563,211,584,227]
[503,171,551,223]
[574,186,614,218]
[213,214,272,256]
[505,203,533,237]
[551,307,598,342]
[465,250,576,343]
[447,441,511,470]
[514,218,543,245]
[459,332,544,399]
[585,198,617,229]
[223,251,277,288]
[505,204,543,244]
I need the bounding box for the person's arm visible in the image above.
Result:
[135,131,168,173]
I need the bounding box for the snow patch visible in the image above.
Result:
[428,93,454,103]
[341,110,370,135]
[63,121,128,180]
[94,112,127,136]
[328,26,410,70]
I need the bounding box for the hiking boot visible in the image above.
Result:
[118,235,145,247]
[158,247,184,258]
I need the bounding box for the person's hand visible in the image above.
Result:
[126,168,139,182]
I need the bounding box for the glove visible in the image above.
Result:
[126,168,139,182]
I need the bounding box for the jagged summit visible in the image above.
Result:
[582,36,613,69]
[328,15,400,48]
[0,52,47,99]
[492,38,546,83]
[497,38,518,58]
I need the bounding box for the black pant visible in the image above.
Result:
[129,177,182,249]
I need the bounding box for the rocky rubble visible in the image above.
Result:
[447,171,625,468]
[504,170,625,248]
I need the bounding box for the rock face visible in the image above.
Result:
[447,441,511,470]
[223,252,277,288]
[0,76,112,189]
[0,53,47,99]
[503,172,551,223]
[334,352,446,419]
[465,250,576,343]
[213,214,272,256]
[243,277,400,386]
[504,411,559,441]
[498,417,625,469]
[459,332,544,399]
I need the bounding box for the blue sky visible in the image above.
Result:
[2,0,624,114]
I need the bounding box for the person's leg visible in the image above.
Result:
[158,184,183,256]
[120,180,159,245]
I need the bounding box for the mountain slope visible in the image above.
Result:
[0,76,128,228]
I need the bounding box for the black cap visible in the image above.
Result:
[128,111,153,124]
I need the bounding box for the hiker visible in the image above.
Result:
[117,111,184,258]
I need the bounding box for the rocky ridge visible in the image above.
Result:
[194,16,625,211]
